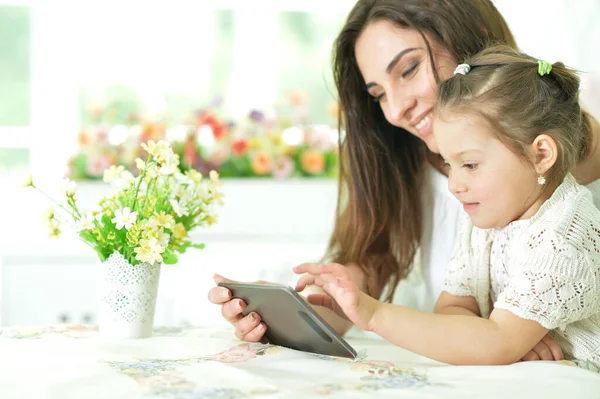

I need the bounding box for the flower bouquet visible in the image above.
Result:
[24,140,224,338]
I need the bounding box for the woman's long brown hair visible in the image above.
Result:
[326,0,517,301]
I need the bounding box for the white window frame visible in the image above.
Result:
[0,1,35,155]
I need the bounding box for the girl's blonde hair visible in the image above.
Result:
[437,45,592,188]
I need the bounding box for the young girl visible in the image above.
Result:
[294,45,600,368]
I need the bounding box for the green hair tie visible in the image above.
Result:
[537,60,553,76]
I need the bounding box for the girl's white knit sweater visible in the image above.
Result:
[443,174,600,368]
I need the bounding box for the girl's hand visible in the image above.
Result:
[293,262,381,331]
[207,274,267,342]
[521,333,564,361]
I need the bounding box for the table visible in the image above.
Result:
[1,325,599,398]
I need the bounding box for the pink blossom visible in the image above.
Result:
[87,154,114,178]
[273,156,294,179]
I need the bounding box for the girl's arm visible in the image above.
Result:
[370,297,547,365]
[433,291,480,317]
[294,262,548,366]
[300,262,367,336]
[433,291,563,362]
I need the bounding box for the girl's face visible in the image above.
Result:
[355,19,457,153]
[433,111,546,229]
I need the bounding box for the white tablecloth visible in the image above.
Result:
[0,325,599,398]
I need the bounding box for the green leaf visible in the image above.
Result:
[162,250,179,265]
[173,241,205,255]
[97,248,107,262]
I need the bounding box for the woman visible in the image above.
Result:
[208,0,600,361]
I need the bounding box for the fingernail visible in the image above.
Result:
[221,289,230,299]
[249,312,257,322]
[257,323,265,331]
[237,300,244,310]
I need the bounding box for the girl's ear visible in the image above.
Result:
[531,134,558,175]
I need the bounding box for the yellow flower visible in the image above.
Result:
[47,219,61,240]
[211,190,225,206]
[248,137,261,149]
[185,169,203,184]
[43,207,55,224]
[268,131,283,146]
[154,211,175,230]
[93,228,103,241]
[141,140,170,160]
[134,238,163,264]
[204,209,219,226]
[126,223,140,247]
[283,145,297,157]
[22,174,35,188]
[209,170,221,185]
[173,223,187,240]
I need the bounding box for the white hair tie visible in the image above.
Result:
[454,64,471,76]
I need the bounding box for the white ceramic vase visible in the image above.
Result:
[97,251,161,339]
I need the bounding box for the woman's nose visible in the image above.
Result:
[387,92,416,125]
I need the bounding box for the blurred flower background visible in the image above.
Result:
[1,1,599,183]
[67,91,340,180]
[0,1,353,184]
[0,0,599,330]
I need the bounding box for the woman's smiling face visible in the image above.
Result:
[355,19,457,153]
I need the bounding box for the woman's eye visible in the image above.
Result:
[402,63,419,78]
[372,93,386,103]
[463,163,479,171]
[443,162,450,169]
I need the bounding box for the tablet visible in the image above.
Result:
[218,282,357,359]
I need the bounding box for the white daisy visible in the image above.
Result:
[169,199,189,217]
[111,207,138,230]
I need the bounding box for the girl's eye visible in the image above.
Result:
[402,63,419,78]
[463,163,479,171]
[443,162,450,169]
